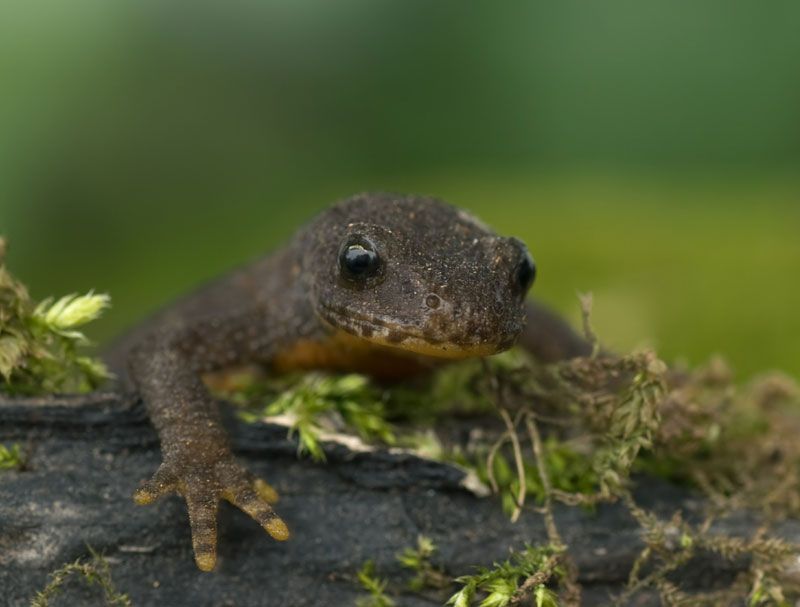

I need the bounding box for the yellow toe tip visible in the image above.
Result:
[266,518,290,541]
[254,479,280,504]
[195,554,217,572]
[133,490,154,505]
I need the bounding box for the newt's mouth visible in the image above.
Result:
[316,303,511,360]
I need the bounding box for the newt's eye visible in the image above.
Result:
[339,236,381,280]
[515,249,536,292]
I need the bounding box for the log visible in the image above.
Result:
[1,393,797,606]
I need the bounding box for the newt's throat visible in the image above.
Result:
[315,309,503,361]
[270,331,436,379]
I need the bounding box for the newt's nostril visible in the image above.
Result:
[425,294,441,310]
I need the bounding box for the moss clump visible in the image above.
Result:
[0,237,111,395]
[30,547,131,607]
[215,349,528,465]
[227,372,396,461]
[0,442,25,471]
[447,545,565,607]
[356,560,396,607]
[644,359,800,521]
[397,535,449,593]
[216,297,800,606]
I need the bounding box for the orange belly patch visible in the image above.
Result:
[271,331,437,380]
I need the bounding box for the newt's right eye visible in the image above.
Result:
[339,235,381,280]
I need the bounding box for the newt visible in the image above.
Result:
[106,193,590,571]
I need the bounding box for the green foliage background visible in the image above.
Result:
[1,1,799,377]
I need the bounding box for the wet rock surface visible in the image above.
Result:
[1,393,797,606]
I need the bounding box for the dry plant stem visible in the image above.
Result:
[508,554,560,607]
[691,470,736,513]
[30,549,131,607]
[578,292,600,358]
[525,412,582,606]
[525,413,562,549]
[620,550,692,605]
[482,358,527,521]
[499,407,527,523]
[483,358,580,603]
[615,493,716,606]
[486,430,511,495]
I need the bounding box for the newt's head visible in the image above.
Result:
[305,193,536,359]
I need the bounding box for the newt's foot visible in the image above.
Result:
[134,455,289,571]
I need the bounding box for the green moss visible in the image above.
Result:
[30,547,131,607]
[469,438,597,518]
[356,560,396,607]
[0,237,111,395]
[397,535,449,592]
[227,372,396,462]
[447,545,565,607]
[0,443,25,471]
[216,300,800,606]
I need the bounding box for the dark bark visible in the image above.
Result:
[1,393,796,606]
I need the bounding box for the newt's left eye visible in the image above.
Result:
[515,250,536,292]
[339,236,381,280]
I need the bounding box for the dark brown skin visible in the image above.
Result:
[108,193,590,572]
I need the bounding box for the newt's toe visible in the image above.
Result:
[195,552,217,572]
[186,488,220,571]
[265,516,290,541]
[134,463,178,504]
[133,487,156,505]
[136,456,288,571]
[253,478,280,504]
[221,477,290,541]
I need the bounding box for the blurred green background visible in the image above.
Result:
[1,1,799,378]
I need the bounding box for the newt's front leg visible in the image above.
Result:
[129,318,290,571]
